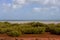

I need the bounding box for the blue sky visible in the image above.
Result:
[0,0,60,20]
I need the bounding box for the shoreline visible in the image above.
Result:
[0,21,60,24]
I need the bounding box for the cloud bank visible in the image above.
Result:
[0,0,60,14]
[1,0,60,9]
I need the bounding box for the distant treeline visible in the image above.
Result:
[0,22,60,37]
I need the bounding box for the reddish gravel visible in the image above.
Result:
[0,32,60,40]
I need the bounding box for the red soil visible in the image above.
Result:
[0,32,60,40]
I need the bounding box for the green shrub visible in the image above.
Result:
[56,23,60,27]
[50,28,60,35]
[25,22,47,27]
[6,28,14,32]
[31,22,47,27]
[7,31,21,37]
[21,27,46,34]
[46,23,56,32]
[0,28,7,34]
[21,28,33,34]
[32,27,46,34]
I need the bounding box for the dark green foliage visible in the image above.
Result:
[56,23,60,27]
[0,22,60,37]
[32,27,46,34]
[46,23,56,32]
[21,27,46,34]
[50,27,60,35]
[7,31,21,37]
[26,22,47,27]
[21,28,33,34]
[0,28,7,34]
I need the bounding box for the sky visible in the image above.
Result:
[0,0,60,20]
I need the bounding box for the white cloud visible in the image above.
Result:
[33,6,59,13]
[43,0,49,5]
[28,0,40,2]
[13,0,15,1]
[13,0,26,5]
[44,0,60,6]
[29,0,60,6]
[7,3,11,7]
[2,3,12,12]
[12,0,26,9]
[11,0,60,9]
[1,0,27,10]
[12,5,17,9]
[1,0,60,10]
[33,7,49,12]
[33,7,41,12]
[2,3,11,7]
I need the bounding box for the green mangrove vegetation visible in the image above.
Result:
[0,22,60,37]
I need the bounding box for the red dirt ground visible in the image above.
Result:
[0,32,60,40]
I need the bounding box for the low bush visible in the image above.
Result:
[32,27,46,34]
[21,27,46,34]
[46,23,56,32]
[21,27,33,34]
[0,28,7,34]
[7,31,21,37]
[56,23,60,27]
[50,27,60,35]
[26,22,47,27]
